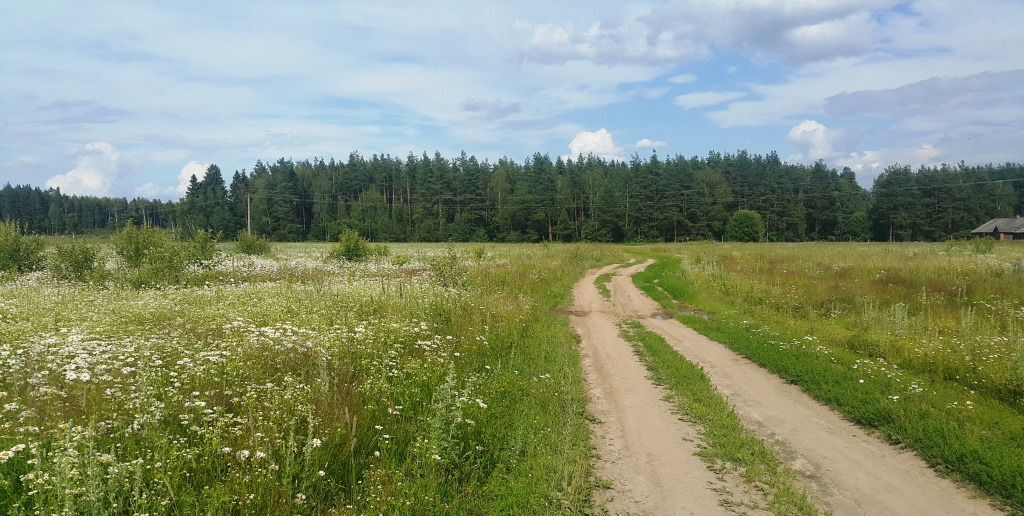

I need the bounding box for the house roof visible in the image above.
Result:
[971,216,1024,234]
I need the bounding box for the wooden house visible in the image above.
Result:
[971,216,1024,240]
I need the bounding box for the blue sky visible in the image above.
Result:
[2,1,1023,198]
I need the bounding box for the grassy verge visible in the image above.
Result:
[619,321,820,516]
[634,254,1023,512]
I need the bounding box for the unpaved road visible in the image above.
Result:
[577,259,1002,515]
[570,264,744,515]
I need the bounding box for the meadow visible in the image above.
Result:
[634,241,1024,511]
[0,239,624,514]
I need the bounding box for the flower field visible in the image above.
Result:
[0,243,622,514]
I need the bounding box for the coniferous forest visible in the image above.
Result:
[2,150,1023,242]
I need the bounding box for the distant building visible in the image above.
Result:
[971,216,1024,240]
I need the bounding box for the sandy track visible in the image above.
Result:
[571,265,741,515]
[605,260,1001,516]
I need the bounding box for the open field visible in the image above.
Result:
[2,235,1022,514]
[634,241,1024,511]
[0,242,625,513]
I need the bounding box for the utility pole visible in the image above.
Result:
[246,194,252,235]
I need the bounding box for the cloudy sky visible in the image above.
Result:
[2,1,1023,198]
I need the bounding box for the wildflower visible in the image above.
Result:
[0,450,13,462]
[294,493,306,504]
[475,399,488,409]
[318,470,326,477]
[310,438,322,448]
[373,451,380,458]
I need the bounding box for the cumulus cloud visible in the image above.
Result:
[568,128,623,161]
[786,120,835,161]
[838,144,944,185]
[46,142,121,196]
[674,91,746,110]
[634,138,667,150]
[133,160,208,200]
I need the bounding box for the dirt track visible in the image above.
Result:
[572,260,1002,515]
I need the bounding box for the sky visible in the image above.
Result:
[2,1,1023,199]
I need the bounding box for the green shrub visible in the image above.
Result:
[0,220,45,273]
[428,246,466,288]
[236,232,271,256]
[48,240,105,282]
[112,223,192,287]
[390,253,411,267]
[181,229,218,266]
[128,245,188,288]
[370,243,391,258]
[112,223,169,268]
[330,230,370,262]
[725,210,765,242]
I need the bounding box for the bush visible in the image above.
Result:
[128,245,188,288]
[370,243,391,258]
[112,223,169,268]
[112,223,191,288]
[0,221,45,274]
[429,246,466,288]
[725,210,765,242]
[181,229,218,266]
[236,232,271,256]
[48,239,105,282]
[330,230,370,262]
[0,220,45,274]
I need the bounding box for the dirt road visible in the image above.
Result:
[575,260,1001,515]
[570,264,744,515]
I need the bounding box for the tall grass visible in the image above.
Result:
[0,242,624,513]
[634,242,1024,511]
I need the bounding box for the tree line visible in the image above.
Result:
[2,151,1023,242]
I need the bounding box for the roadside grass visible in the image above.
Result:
[619,321,820,516]
[0,243,624,514]
[594,273,613,301]
[634,246,1024,512]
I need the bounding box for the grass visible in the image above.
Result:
[594,273,613,301]
[619,321,820,515]
[0,242,626,514]
[633,242,1024,512]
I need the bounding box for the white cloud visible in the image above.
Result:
[634,138,667,150]
[46,142,121,196]
[133,160,207,200]
[674,91,746,109]
[786,120,835,161]
[838,144,944,185]
[568,128,623,161]
[668,73,697,84]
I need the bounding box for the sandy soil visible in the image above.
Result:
[586,260,1003,516]
[571,265,762,515]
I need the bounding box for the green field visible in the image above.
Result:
[2,231,1022,513]
[634,241,1024,511]
[0,240,624,513]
